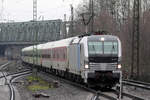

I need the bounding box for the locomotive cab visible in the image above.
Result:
[82,35,121,88]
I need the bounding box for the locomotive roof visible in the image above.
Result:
[87,35,119,41]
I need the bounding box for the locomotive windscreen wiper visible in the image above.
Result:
[92,45,97,55]
[110,42,117,55]
[110,44,115,55]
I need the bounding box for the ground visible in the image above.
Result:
[0,59,150,100]
[14,72,94,100]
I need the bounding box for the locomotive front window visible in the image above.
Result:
[88,41,118,55]
[104,42,118,54]
[88,42,103,54]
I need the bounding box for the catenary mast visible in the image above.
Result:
[131,0,140,79]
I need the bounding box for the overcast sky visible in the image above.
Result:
[0,0,81,22]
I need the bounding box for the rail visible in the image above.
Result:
[42,71,116,100]
[123,79,150,90]
[0,62,32,100]
[42,71,145,100]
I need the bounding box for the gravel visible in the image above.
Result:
[0,58,8,66]
[124,86,150,100]
[3,60,94,100]
[1,59,150,100]
[6,60,27,74]
[14,71,94,100]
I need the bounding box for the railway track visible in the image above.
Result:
[0,62,32,100]
[0,62,11,70]
[123,79,150,90]
[40,71,145,100]
[40,71,116,100]
[8,71,32,100]
[1,61,146,100]
[0,69,32,79]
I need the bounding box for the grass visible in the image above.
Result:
[28,84,49,91]
[27,75,52,91]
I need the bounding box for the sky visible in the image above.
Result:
[0,0,81,22]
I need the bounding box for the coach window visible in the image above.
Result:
[42,54,44,58]
[54,51,56,59]
[49,50,51,58]
[63,50,66,59]
[56,49,58,59]
[49,53,51,58]
[57,52,59,59]
[44,54,47,58]
[24,52,26,56]
[47,50,49,58]
[53,50,55,59]
[60,49,63,60]
[63,53,65,59]
[53,53,54,58]
[39,51,42,58]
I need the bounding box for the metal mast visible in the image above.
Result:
[33,0,38,69]
[89,0,94,33]
[0,0,4,21]
[131,0,140,79]
[33,0,37,21]
[70,4,74,37]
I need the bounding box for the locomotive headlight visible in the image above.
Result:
[118,64,122,69]
[85,64,89,69]
[101,37,105,41]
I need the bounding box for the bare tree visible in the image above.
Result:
[73,0,150,82]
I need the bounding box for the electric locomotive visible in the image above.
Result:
[81,34,121,87]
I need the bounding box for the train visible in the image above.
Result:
[21,33,122,88]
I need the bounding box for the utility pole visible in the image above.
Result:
[131,0,140,79]
[89,0,94,33]
[33,0,38,74]
[33,0,37,21]
[70,4,74,37]
[0,0,4,21]
[63,14,67,38]
[80,0,94,34]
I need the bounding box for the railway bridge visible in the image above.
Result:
[0,19,66,59]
